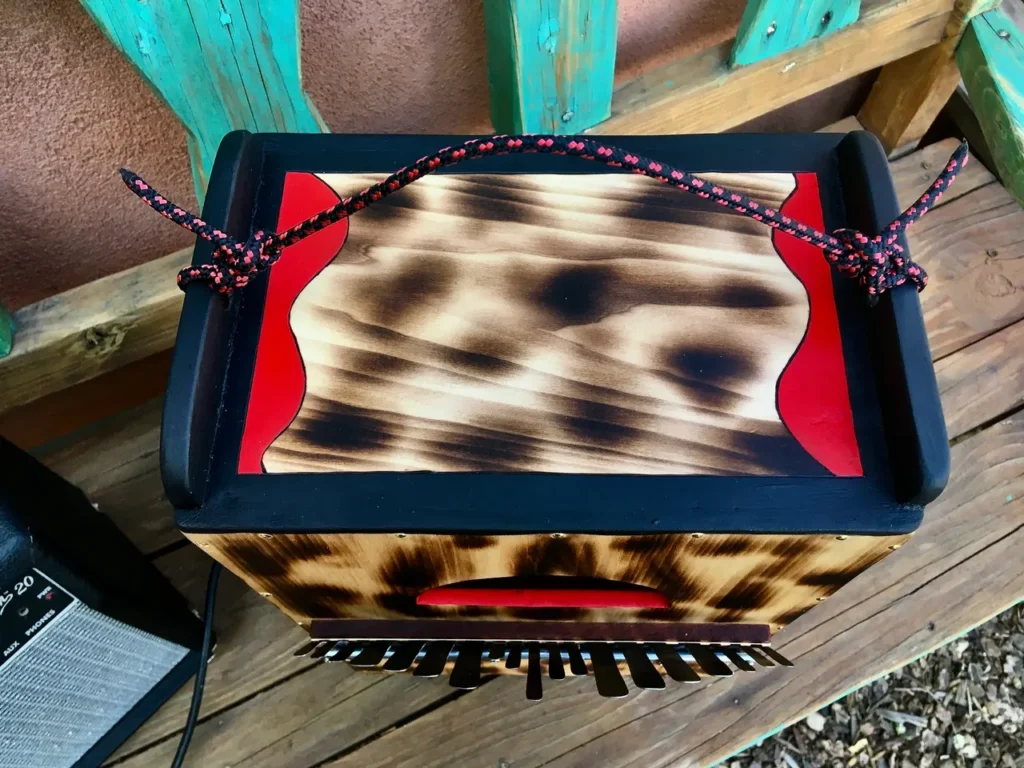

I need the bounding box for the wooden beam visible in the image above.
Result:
[731,0,861,68]
[0,304,12,358]
[858,0,999,156]
[0,249,189,415]
[79,0,326,200]
[958,9,1024,208]
[484,0,618,134]
[592,0,954,135]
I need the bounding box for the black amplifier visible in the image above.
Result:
[0,437,205,768]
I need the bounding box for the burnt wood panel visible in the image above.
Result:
[186,531,908,632]
[263,172,828,476]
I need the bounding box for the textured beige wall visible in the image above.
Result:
[0,0,865,310]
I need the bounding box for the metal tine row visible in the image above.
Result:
[294,640,794,699]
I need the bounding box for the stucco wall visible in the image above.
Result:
[0,0,867,310]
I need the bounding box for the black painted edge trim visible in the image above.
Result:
[836,131,950,505]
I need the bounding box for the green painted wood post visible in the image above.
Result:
[80,0,326,202]
[730,0,861,68]
[0,305,13,359]
[958,10,1024,208]
[483,0,618,135]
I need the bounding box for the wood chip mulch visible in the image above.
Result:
[733,603,1024,768]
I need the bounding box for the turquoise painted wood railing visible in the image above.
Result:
[730,0,861,68]
[484,0,618,134]
[80,0,326,201]
[0,305,12,359]
[958,10,1024,208]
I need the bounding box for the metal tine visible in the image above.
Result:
[383,642,424,672]
[564,643,588,676]
[651,644,701,683]
[721,647,756,672]
[294,640,323,657]
[585,644,628,698]
[414,641,454,678]
[324,641,356,663]
[620,644,665,689]
[309,641,334,660]
[684,644,733,677]
[505,643,523,670]
[487,642,507,663]
[546,643,565,680]
[526,644,543,701]
[348,642,389,668]
[742,646,775,667]
[759,646,795,667]
[450,643,485,690]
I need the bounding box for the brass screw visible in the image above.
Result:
[258,533,273,539]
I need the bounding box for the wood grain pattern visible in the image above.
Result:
[187,530,907,631]
[83,137,1024,767]
[80,0,326,199]
[593,0,953,134]
[958,9,1024,208]
[0,248,189,415]
[731,0,861,68]
[267,172,828,476]
[484,0,618,134]
[858,0,1000,155]
[320,417,1024,768]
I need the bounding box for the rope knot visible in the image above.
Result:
[830,228,927,300]
[175,230,284,294]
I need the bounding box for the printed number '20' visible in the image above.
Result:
[14,575,34,596]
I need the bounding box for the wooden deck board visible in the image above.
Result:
[75,137,1023,767]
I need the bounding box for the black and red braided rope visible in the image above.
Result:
[120,134,969,299]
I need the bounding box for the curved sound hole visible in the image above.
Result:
[417,576,669,609]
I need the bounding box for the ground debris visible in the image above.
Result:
[733,604,1024,768]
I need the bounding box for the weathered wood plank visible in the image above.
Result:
[731,0,861,68]
[484,0,618,134]
[936,318,1024,437]
[958,9,1024,208]
[909,179,1024,358]
[107,544,314,761]
[858,0,1000,155]
[33,398,180,556]
[0,249,189,415]
[79,0,326,199]
[888,137,997,210]
[322,417,1024,768]
[114,667,454,768]
[593,0,953,134]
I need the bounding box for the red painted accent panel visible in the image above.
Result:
[238,174,349,473]
[775,174,863,476]
[417,586,670,609]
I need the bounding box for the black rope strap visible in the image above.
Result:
[120,135,969,299]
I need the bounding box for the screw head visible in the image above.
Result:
[821,10,833,26]
[691,532,705,539]
[258,533,273,539]
[766,21,776,37]
[835,535,849,541]
[888,544,902,551]
[259,592,272,598]
[550,532,567,539]
[395,532,407,538]
[998,29,1011,40]
[561,110,575,123]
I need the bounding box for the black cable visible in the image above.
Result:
[170,561,222,768]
